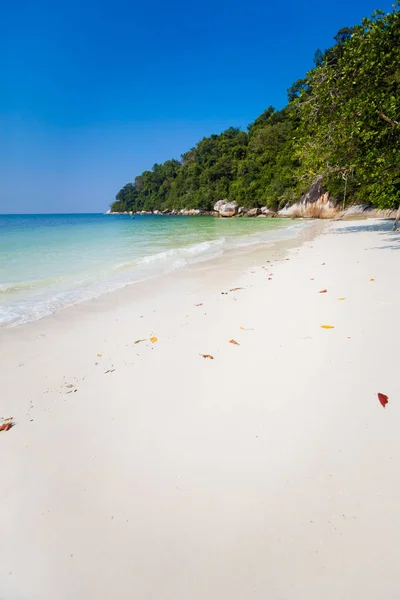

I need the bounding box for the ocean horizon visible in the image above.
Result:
[0,213,305,327]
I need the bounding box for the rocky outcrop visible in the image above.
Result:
[278,178,338,218]
[336,205,397,220]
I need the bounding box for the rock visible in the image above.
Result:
[257,214,267,217]
[261,206,273,216]
[219,201,238,217]
[238,206,245,214]
[337,205,397,220]
[245,207,261,217]
[153,210,159,214]
[214,200,227,212]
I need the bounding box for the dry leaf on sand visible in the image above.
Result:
[378,393,388,408]
[230,287,243,292]
[134,339,146,344]
[195,303,203,307]
[319,289,327,293]
[338,297,345,301]
[229,339,240,345]
[200,354,214,360]
[370,278,375,282]
[150,336,158,343]
[321,325,334,329]
[0,418,14,432]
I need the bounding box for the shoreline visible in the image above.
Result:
[1,218,400,599]
[0,218,322,331]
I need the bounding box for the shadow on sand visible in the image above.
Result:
[332,219,400,251]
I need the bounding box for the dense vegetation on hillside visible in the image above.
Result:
[112,4,400,213]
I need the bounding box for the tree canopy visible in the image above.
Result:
[112,3,400,213]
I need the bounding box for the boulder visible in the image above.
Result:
[214,200,227,212]
[245,207,261,217]
[261,206,273,216]
[219,201,238,217]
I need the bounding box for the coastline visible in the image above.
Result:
[1,218,400,599]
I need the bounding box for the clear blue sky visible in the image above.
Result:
[1,0,393,213]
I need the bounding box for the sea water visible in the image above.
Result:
[0,213,305,327]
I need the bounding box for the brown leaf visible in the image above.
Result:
[319,289,327,293]
[230,287,243,292]
[200,354,214,360]
[370,278,375,282]
[0,418,14,432]
[134,339,146,344]
[378,393,388,408]
[310,277,315,280]
[195,303,203,307]
[104,369,115,374]
[229,339,240,345]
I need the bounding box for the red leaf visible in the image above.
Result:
[378,393,388,408]
[319,289,327,293]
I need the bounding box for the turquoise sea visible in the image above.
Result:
[0,213,305,327]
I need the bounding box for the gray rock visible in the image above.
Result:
[245,207,261,217]
[219,201,238,217]
[214,200,227,212]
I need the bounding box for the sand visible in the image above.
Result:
[1,218,399,599]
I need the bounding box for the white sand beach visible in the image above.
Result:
[1,218,399,599]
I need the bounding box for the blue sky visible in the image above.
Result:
[1,0,394,213]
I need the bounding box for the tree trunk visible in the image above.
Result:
[393,206,400,231]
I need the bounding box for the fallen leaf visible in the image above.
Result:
[370,278,375,282]
[66,384,74,389]
[322,262,326,265]
[97,353,102,357]
[104,369,115,374]
[240,326,254,331]
[0,418,14,432]
[150,336,158,343]
[285,258,290,261]
[0,423,13,432]
[338,297,345,301]
[229,339,240,345]
[310,277,315,280]
[230,287,243,292]
[321,325,334,329]
[378,393,388,408]
[200,354,214,360]
[195,303,203,307]
[319,289,328,293]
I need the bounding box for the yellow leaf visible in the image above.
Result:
[370,278,375,282]
[150,336,158,343]
[97,353,102,357]
[321,325,334,329]
[338,297,345,301]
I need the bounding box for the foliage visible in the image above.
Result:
[294,3,400,209]
[112,3,400,212]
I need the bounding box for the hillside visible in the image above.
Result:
[111,4,400,214]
